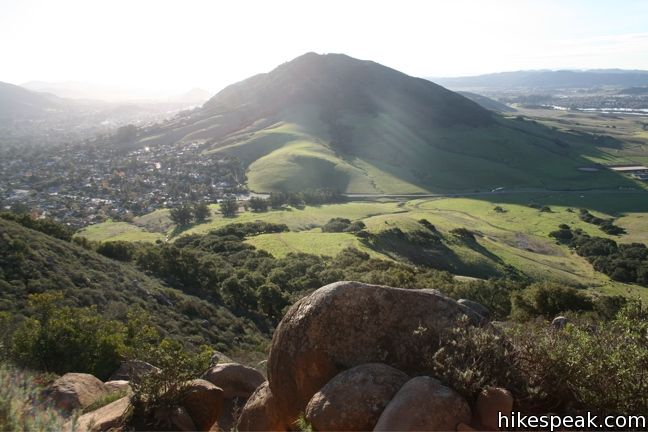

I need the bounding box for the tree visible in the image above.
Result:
[219,196,238,217]
[170,205,193,226]
[249,197,268,212]
[269,192,286,209]
[115,124,138,143]
[257,283,289,323]
[193,202,210,223]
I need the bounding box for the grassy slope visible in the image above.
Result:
[245,230,388,259]
[201,101,640,195]
[75,221,164,243]
[1,218,264,351]
[182,202,406,235]
[76,191,648,300]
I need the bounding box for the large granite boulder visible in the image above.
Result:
[373,376,471,431]
[203,362,265,400]
[180,379,224,431]
[71,396,129,431]
[267,281,486,424]
[305,363,409,431]
[237,381,289,431]
[48,373,108,413]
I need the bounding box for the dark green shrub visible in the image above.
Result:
[96,240,136,262]
[511,282,593,320]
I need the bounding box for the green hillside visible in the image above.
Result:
[135,53,637,194]
[0,218,264,351]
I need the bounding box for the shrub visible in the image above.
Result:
[426,316,523,401]
[249,197,269,212]
[96,240,136,262]
[321,218,351,233]
[128,339,213,429]
[507,302,648,414]
[511,283,593,320]
[450,227,475,241]
[10,292,126,379]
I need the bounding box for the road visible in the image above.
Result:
[342,186,643,200]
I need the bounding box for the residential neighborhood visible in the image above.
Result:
[0,138,246,228]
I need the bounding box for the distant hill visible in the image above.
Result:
[617,86,648,95]
[22,81,165,102]
[134,53,631,193]
[0,217,264,350]
[0,81,71,119]
[457,91,516,112]
[22,81,211,105]
[434,69,648,90]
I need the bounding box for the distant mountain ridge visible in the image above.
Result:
[0,81,72,119]
[433,69,648,90]
[22,81,211,104]
[134,53,632,194]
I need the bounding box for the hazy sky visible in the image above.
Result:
[2,0,648,95]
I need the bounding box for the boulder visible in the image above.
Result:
[267,281,486,424]
[203,362,265,399]
[374,376,471,431]
[72,396,129,432]
[109,359,160,381]
[551,316,568,329]
[237,381,289,431]
[171,407,199,432]
[305,363,409,431]
[48,373,108,413]
[181,379,224,431]
[476,387,514,430]
[104,380,130,394]
[458,299,491,320]
[153,406,197,431]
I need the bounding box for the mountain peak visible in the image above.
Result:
[203,52,492,128]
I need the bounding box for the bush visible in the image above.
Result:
[249,197,269,212]
[511,283,593,320]
[321,218,351,233]
[10,292,125,379]
[96,240,136,262]
[507,302,648,414]
[426,316,523,401]
[450,227,475,241]
[128,339,212,429]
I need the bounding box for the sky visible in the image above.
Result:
[1,0,648,96]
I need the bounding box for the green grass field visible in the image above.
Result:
[75,221,163,243]
[182,201,406,235]
[76,192,648,300]
[245,231,388,259]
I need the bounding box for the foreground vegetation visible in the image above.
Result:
[1,210,647,423]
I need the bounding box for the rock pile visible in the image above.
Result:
[52,281,516,431]
[236,281,513,431]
